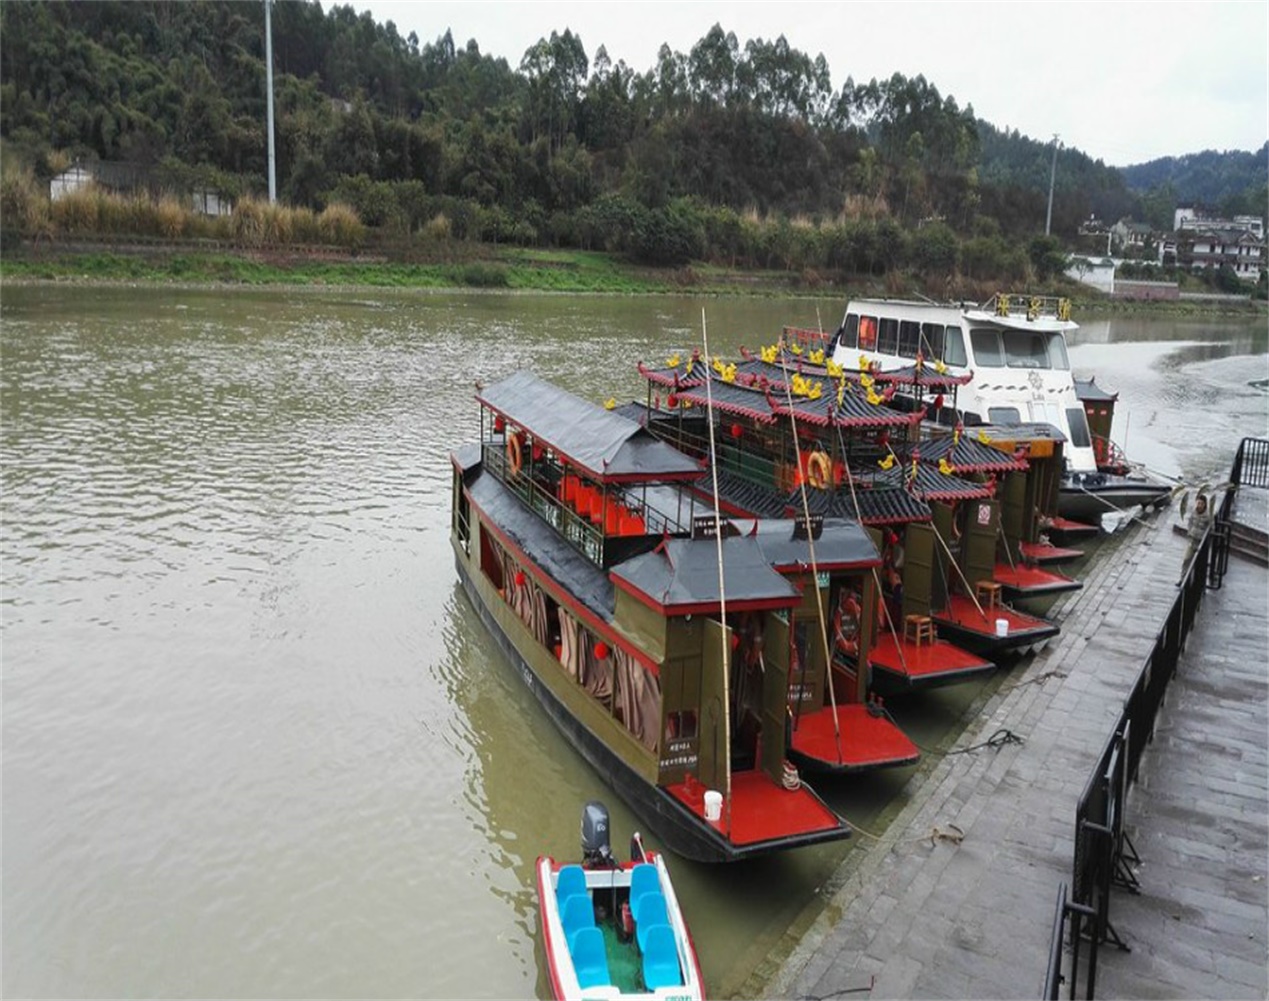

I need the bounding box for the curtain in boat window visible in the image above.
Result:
[614,647,661,752]
[558,608,614,705]
[559,607,581,681]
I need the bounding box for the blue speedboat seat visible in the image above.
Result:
[559,892,595,949]
[634,892,668,952]
[629,863,659,912]
[570,926,611,989]
[556,864,587,903]
[641,924,682,989]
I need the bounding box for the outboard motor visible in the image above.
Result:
[580,801,615,869]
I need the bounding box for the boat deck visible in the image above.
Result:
[931,594,1059,652]
[665,771,844,848]
[788,703,920,772]
[992,561,1082,598]
[868,632,996,693]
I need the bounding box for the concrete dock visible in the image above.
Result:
[760,510,1269,1000]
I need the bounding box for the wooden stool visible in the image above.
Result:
[975,581,1002,610]
[904,614,936,647]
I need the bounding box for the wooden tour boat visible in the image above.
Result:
[452,371,865,862]
[537,802,704,1001]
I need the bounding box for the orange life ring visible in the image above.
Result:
[507,432,524,476]
[806,451,831,490]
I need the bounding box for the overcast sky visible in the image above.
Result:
[352,0,1267,167]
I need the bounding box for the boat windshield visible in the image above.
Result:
[970,328,1072,370]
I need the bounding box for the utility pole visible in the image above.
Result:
[1040,133,1060,234]
[265,0,277,204]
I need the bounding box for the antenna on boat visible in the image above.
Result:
[700,308,732,828]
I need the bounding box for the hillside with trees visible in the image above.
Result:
[1,0,1262,289]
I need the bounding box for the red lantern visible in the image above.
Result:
[878,430,890,446]
[731,634,741,650]
[494,415,506,433]
[594,641,610,660]
[730,422,743,439]
[514,570,526,587]
[667,394,679,409]
[531,442,544,461]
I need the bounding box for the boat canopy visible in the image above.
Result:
[800,484,933,525]
[892,464,995,503]
[611,535,801,615]
[1073,376,1118,403]
[746,517,881,571]
[637,366,919,430]
[478,372,705,483]
[910,435,1030,474]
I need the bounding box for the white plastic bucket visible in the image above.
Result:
[703,790,723,822]
[995,618,1009,637]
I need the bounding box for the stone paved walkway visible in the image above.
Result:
[762,512,1269,1000]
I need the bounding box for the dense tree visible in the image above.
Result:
[2,0,1261,277]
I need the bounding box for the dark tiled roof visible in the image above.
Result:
[478,372,704,482]
[1073,377,1118,403]
[904,435,1029,473]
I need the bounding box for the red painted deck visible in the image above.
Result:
[934,594,1056,639]
[789,703,920,772]
[1048,515,1099,538]
[1019,540,1084,564]
[666,771,843,846]
[994,561,1081,594]
[868,632,995,687]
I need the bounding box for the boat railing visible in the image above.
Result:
[642,419,792,494]
[483,440,606,564]
[987,292,1073,322]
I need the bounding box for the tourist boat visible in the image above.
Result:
[824,294,1172,524]
[631,355,1061,679]
[451,370,858,862]
[537,802,704,1001]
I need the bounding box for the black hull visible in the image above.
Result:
[999,580,1083,601]
[455,555,846,863]
[1058,477,1172,521]
[870,662,998,695]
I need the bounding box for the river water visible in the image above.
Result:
[2,284,1264,998]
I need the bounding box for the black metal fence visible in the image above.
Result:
[1043,436,1268,999]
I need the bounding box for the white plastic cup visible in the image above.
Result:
[703,790,723,822]
[995,618,1009,637]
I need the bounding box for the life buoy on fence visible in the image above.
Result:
[507,432,524,476]
[806,451,831,490]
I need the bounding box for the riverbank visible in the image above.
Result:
[1,238,1263,317]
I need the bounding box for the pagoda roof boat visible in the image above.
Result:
[824,294,1172,524]
[537,802,704,1001]
[453,371,889,861]
[630,366,1064,687]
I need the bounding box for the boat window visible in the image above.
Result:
[943,326,967,367]
[841,314,859,349]
[1047,333,1071,370]
[921,323,944,361]
[969,328,1004,367]
[898,321,920,358]
[1029,401,1061,427]
[1003,330,1050,368]
[988,407,1022,424]
[878,318,899,355]
[858,315,878,351]
[1066,407,1092,448]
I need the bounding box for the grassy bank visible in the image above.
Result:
[1,238,1263,317]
